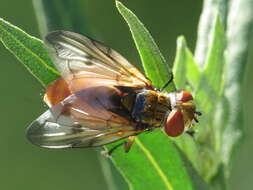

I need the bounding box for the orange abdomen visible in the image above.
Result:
[44,78,71,106]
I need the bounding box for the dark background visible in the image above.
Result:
[1,0,252,189]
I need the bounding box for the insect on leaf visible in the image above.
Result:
[0,5,211,190]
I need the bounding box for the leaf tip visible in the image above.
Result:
[115,0,122,8]
[176,36,187,48]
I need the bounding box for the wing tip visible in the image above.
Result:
[25,110,59,148]
[26,110,84,149]
[26,119,44,147]
[26,119,74,149]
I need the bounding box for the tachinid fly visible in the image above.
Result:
[26,31,201,152]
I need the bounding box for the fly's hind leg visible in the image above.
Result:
[101,136,136,156]
[124,136,136,153]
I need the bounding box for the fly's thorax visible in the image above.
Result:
[128,90,171,127]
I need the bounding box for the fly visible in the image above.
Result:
[26,31,201,152]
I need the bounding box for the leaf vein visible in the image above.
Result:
[0,21,59,76]
[135,138,174,190]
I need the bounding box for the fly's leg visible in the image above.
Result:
[100,142,125,156]
[101,142,125,156]
[160,72,174,91]
[186,129,195,137]
[124,136,136,153]
[101,136,136,156]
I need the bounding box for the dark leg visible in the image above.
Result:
[103,142,125,156]
[186,130,195,137]
[160,72,174,91]
[101,136,136,156]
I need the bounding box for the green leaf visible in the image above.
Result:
[116,1,176,92]
[192,14,226,181]
[173,36,201,90]
[222,0,253,175]
[172,36,204,177]
[194,0,228,68]
[111,1,211,189]
[0,18,59,86]
[174,134,202,173]
[195,14,225,125]
[172,13,227,185]
[172,37,187,89]
[106,131,209,190]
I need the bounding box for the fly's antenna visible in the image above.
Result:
[194,111,202,123]
[160,72,174,91]
[195,111,202,116]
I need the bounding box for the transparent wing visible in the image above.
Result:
[26,110,140,148]
[45,30,152,92]
[27,86,143,148]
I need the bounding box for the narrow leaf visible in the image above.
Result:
[195,14,225,123]
[0,18,59,86]
[173,36,201,90]
[174,135,202,175]
[222,0,253,175]
[185,49,201,91]
[172,37,187,89]
[116,1,176,91]
[114,2,211,189]
[106,131,210,190]
[193,14,226,182]
[172,36,203,177]
[194,0,228,68]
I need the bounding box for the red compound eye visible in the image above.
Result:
[165,109,185,137]
[178,90,193,102]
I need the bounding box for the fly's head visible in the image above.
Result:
[164,90,201,137]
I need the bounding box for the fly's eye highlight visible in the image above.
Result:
[178,90,193,102]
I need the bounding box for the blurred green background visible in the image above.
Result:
[1,0,252,189]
